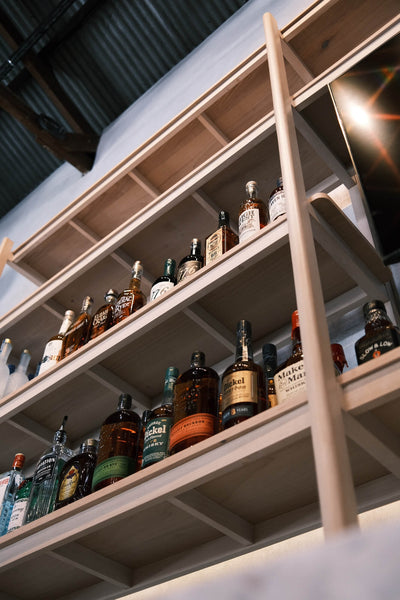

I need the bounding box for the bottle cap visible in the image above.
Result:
[118,393,132,410]
[81,296,94,311]
[363,299,385,317]
[164,258,176,270]
[81,438,99,452]
[245,181,258,197]
[291,310,300,337]
[165,366,179,381]
[237,319,251,336]
[54,416,68,444]
[190,351,205,367]
[65,310,75,318]
[104,289,118,301]
[141,409,153,424]
[12,453,25,469]
[218,210,230,226]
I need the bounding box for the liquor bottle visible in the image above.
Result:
[6,477,32,534]
[89,289,118,340]
[150,258,177,301]
[0,338,12,398]
[141,366,179,468]
[268,176,286,222]
[169,351,219,454]
[55,439,99,509]
[0,453,25,536]
[38,310,75,375]
[176,239,204,283]
[331,343,348,374]
[113,261,146,325]
[221,320,267,430]
[262,343,278,408]
[205,210,239,265]
[355,300,400,365]
[92,394,141,492]
[62,296,94,359]
[238,180,268,243]
[25,416,73,523]
[274,310,306,404]
[3,349,31,396]
[136,410,153,470]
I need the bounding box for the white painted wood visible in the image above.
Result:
[348,184,376,246]
[281,39,314,83]
[191,189,221,221]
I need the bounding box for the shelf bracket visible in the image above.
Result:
[127,169,160,199]
[87,363,152,410]
[197,112,230,146]
[183,304,236,353]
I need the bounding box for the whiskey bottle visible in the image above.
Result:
[136,409,153,470]
[3,348,31,396]
[268,176,286,222]
[0,338,12,398]
[238,181,268,243]
[221,320,267,430]
[169,352,219,454]
[55,439,98,509]
[141,366,179,468]
[25,417,73,523]
[176,239,204,283]
[150,258,177,301]
[0,453,25,536]
[62,296,94,359]
[89,289,118,340]
[274,310,306,404]
[113,261,146,325]
[205,210,239,265]
[6,477,32,534]
[355,300,400,365]
[262,343,278,408]
[38,310,75,375]
[331,343,348,374]
[92,394,141,492]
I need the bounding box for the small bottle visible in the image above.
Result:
[169,352,219,454]
[221,320,267,430]
[0,338,13,398]
[262,343,278,408]
[142,366,179,468]
[89,289,118,340]
[6,477,32,534]
[268,176,286,222]
[38,310,75,375]
[274,310,306,404]
[62,296,94,359]
[92,394,141,492]
[25,416,73,523]
[55,439,99,509]
[238,181,268,243]
[3,349,31,396]
[176,239,204,283]
[136,410,153,470]
[0,453,25,536]
[331,343,348,374]
[205,210,239,265]
[150,258,177,301]
[355,300,400,364]
[113,261,146,325]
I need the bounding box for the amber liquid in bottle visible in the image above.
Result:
[55,439,98,509]
[355,299,400,365]
[205,210,239,265]
[38,309,75,374]
[238,181,268,243]
[89,289,118,340]
[62,296,94,359]
[176,239,204,283]
[113,261,146,325]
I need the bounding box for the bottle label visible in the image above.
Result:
[91,308,110,329]
[274,359,306,403]
[269,190,286,221]
[177,260,202,282]
[114,294,133,321]
[222,403,257,427]
[356,330,398,364]
[34,456,56,484]
[92,456,135,489]
[150,281,175,301]
[221,371,258,412]
[0,476,10,505]
[38,339,63,374]
[141,416,172,467]
[238,208,260,242]
[169,413,215,451]
[58,465,80,501]
[205,229,223,264]
[7,497,29,532]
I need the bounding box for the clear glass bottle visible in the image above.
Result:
[89,289,118,340]
[55,439,99,509]
[38,310,75,375]
[150,258,177,301]
[176,239,204,283]
[169,352,219,454]
[0,453,25,536]
[92,394,141,492]
[113,261,146,325]
[0,338,13,398]
[268,176,286,222]
[221,320,267,430]
[25,416,73,523]
[274,310,306,404]
[238,181,268,243]
[142,366,179,468]
[3,349,31,396]
[262,343,278,408]
[205,210,239,265]
[355,300,400,365]
[6,476,32,534]
[62,296,94,359]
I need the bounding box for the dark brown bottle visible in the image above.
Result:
[62,296,94,359]
[169,352,219,454]
[176,239,204,283]
[92,394,141,492]
[274,310,306,404]
[331,343,348,374]
[113,261,146,325]
[268,176,286,222]
[89,289,118,340]
[55,439,98,509]
[150,258,177,301]
[238,181,268,243]
[355,300,400,365]
[205,210,239,265]
[262,343,278,408]
[221,320,267,429]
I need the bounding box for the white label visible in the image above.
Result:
[269,190,286,221]
[274,359,306,403]
[150,281,175,301]
[7,498,28,532]
[0,476,10,505]
[38,339,63,374]
[238,208,260,242]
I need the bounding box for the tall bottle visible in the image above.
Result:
[38,310,75,375]
[262,343,278,408]
[268,176,286,222]
[25,416,73,523]
[169,352,219,454]
[238,181,268,243]
[221,320,267,430]
[0,453,25,536]
[355,300,400,365]
[113,261,146,325]
[150,258,177,301]
[205,210,239,265]
[176,239,204,283]
[141,366,179,468]
[0,338,12,398]
[3,349,31,396]
[136,409,153,470]
[62,296,94,359]
[6,477,32,534]
[92,394,141,492]
[55,439,99,509]
[89,289,118,340]
[274,310,306,404]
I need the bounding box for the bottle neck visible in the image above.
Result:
[80,297,93,316]
[236,332,253,361]
[364,307,392,331]
[0,339,12,364]
[162,367,179,405]
[189,239,201,258]
[59,313,74,335]
[218,211,230,229]
[163,259,176,278]
[16,350,30,373]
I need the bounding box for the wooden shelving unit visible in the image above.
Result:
[0,1,399,598]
